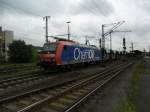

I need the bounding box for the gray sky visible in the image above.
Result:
[0,0,150,51]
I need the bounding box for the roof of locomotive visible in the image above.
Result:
[44,37,99,50]
[57,40,99,49]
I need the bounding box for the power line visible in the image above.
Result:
[101,21,125,50]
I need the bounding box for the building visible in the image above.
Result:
[0,26,13,61]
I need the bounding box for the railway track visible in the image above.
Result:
[0,70,55,91]
[0,62,132,112]
[0,61,121,91]
[0,64,38,74]
[0,68,41,80]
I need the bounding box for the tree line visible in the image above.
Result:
[9,40,39,63]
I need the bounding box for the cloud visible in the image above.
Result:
[0,0,114,17]
[135,0,150,13]
[0,0,66,16]
[0,0,149,51]
[69,0,114,16]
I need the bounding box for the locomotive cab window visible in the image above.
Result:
[43,43,57,53]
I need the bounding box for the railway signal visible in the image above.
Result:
[123,38,126,53]
[112,30,131,53]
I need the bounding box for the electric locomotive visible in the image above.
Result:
[39,38,102,69]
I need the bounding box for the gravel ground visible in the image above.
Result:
[137,58,150,112]
[75,62,138,112]
[0,62,107,100]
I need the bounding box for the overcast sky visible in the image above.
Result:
[0,0,150,51]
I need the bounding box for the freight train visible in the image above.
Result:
[39,38,120,70]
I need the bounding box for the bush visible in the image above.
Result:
[9,40,36,63]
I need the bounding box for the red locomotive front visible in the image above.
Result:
[39,42,58,68]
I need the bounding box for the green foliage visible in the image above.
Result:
[31,47,39,63]
[9,40,37,63]
[116,99,136,112]
[0,55,5,63]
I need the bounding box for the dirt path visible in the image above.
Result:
[137,57,150,112]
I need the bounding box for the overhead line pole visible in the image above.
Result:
[66,21,71,40]
[99,38,101,49]
[101,20,125,50]
[110,32,112,51]
[101,24,105,49]
[43,16,50,42]
[131,42,134,52]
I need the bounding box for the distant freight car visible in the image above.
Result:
[39,38,102,69]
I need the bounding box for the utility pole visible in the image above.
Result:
[66,21,71,40]
[43,16,50,42]
[99,38,101,49]
[131,42,134,52]
[109,32,112,51]
[101,24,105,49]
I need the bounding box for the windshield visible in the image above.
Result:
[43,43,57,52]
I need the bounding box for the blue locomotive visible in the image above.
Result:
[39,38,102,69]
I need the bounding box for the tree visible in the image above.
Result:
[9,40,34,63]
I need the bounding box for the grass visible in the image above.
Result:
[114,62,144,112]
